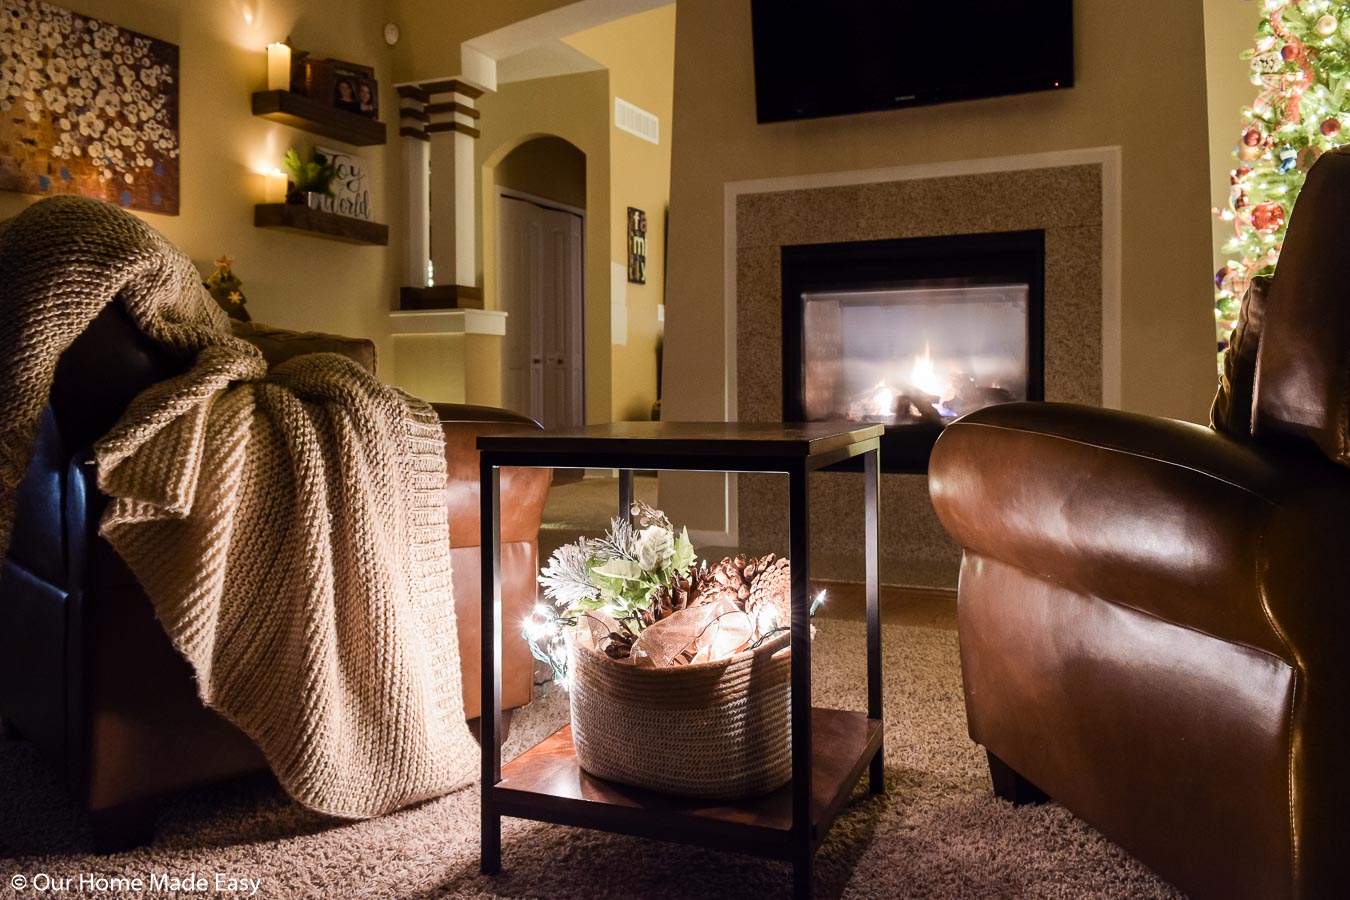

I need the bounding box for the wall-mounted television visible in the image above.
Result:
[751,1,1074,124]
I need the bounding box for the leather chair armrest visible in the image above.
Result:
[434,404,552,548]
[930,401,1350,662]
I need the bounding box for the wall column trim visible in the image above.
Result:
[396,79,486,308]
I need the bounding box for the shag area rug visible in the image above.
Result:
[0,623,1179,898]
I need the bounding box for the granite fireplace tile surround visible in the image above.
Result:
[734,164,1104,587]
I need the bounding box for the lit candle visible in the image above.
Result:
[264,168,287,203]
[266,42,291,92]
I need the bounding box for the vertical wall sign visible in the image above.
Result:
[0,0,180,214]
[627,206,647,285]
[317,145,370,220]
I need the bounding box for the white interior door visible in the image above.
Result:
[497,194,584,428]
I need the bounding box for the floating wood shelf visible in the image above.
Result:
[251,90,387,146]
[254,204,388,245]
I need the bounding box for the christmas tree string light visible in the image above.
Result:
[1214,0,1350,364]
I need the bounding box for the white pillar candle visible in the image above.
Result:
[266,42,291,92]
[264,168,287,203]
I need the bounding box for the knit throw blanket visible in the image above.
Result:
[0,197,478,818]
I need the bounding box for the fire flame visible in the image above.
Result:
[868,382,896,417]
[910,341,948,398]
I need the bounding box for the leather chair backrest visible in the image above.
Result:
[48,298,182,453]
[1253,146,1350,465]
[7,298,179,588]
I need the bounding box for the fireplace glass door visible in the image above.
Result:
[801,280,1029,428]
[781,230,1044,472]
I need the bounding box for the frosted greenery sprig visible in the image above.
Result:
[528,502,698,687]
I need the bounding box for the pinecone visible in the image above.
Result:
[704,554,752,604]
[745,556,792,633]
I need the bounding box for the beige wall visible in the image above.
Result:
[1205,0,1262,273]
[476,69,613,424]
[0,0,404,370]
[659,0,1217,530]
[495,135,587,209]
[566,4,676,422]
[388,0,579,82]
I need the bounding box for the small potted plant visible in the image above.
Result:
[282,148,337,209]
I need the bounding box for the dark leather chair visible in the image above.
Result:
[927,148,1350,900]
[0,302,549,849]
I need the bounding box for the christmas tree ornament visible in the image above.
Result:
[1278,146,1298,172]
[1281,42,1301,62]
[1215,266,1231,290]
[1321,116,1341,137]
[1251,201,1286,234]
[1238,142,1263,162]
[1298,144,1324,172]
[1242,127,1263,147]
[1317,14,1339,37]
[205,256,250,321]
[1251,50,1285,74]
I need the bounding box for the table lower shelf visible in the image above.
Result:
[490,707,883,861]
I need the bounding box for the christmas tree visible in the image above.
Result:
[1215,0,1350,360]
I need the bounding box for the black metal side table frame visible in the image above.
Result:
[477,422,883,899]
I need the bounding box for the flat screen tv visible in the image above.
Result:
[751,1,1074,123]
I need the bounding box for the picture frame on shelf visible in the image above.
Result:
[317,146,371,221]
[298,57,378,119]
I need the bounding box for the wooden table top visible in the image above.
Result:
[477,421,883,460]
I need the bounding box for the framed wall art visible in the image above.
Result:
[627,206,646,285]
[0,0,180,214]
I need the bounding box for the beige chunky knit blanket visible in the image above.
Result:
[0,196,478,818]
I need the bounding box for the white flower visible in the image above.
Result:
[41,86,65,113]
[45,56,68,84]
[92,25,114,53]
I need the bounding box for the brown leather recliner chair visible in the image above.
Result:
[0,304,549,849]
[928,147,1350,900]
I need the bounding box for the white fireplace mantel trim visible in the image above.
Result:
[700,145,1123,547]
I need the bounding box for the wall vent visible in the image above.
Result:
[615,97,659,144]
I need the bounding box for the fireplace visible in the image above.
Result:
[782,231,1045,472]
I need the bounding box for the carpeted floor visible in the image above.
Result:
[0,622,1180,898]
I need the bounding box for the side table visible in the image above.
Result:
[478,422,883,899]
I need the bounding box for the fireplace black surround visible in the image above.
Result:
[782,231,1045,473]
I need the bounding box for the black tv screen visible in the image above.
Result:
[751,1,1074,123]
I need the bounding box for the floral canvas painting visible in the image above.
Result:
[0,0,179,214]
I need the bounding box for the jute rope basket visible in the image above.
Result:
[568,630,793,800]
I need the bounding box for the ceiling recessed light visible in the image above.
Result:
[383,23,400,46]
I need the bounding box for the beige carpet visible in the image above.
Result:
[0,622,1179,898]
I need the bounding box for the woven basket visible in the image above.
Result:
[568,630,792,800]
